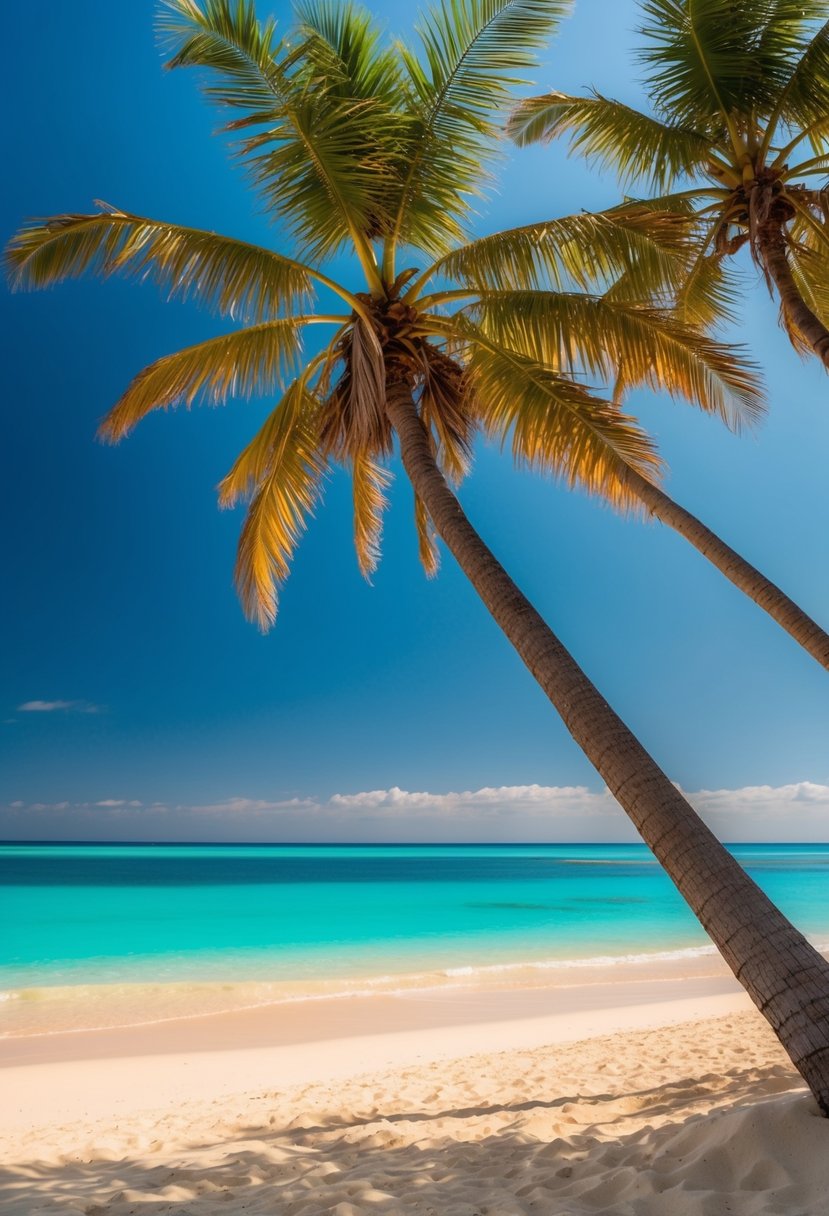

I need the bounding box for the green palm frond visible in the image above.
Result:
[160,0,400,266]
[766,16,829,137]
[4,209,313,321]
[389,0,570,259]
[221,379,327,629]
[507,91,711,191]
[99,318,307,442]
[296,0,403,103]
[639,0,802,130]
[468,289,764,428]
[441,317,663,507]
[431,204,694,298]
[351,451,391,577]
[158,0,286,110]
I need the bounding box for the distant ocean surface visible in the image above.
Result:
[3,843,829,1034]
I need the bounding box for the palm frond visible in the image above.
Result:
[786,240,829,343]
[589,195,738,329]
[416,346,474,483]
[160,0,401,261]
[432,204,695,299]
[319,318,389,459]
[508,91,710,192]
[296,0,403,103]
[468,289,764,428]
[390,0,570,257]
[4,209,313,321]
[442,316,663,508]
[414,492,440,576]
[351,451,391,578]
[771,17,829,147]
[639,0,803,129]
[158,0,286,109]
[665,228,741,330]
[220,379,327,629]
[98,318,305,442]
[785,189,829,261]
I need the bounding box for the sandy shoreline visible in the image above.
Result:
[4,970,829,1214]
[1,972,747,1127]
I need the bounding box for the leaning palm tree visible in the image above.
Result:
[7,0,829,1111]
[509,0,829,667]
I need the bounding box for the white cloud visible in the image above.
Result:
[17,699,102,714]
[325,783,610,822]
[3,782,829,843]
[328,783,599,813]
[693,781,829,807]
[187,796,318,815]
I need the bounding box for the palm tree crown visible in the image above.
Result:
[6,0,760,629]
[510,0,829,366]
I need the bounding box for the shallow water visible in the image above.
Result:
[3,843,829,1007]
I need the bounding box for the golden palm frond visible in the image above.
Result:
[5,209,313,321]
[222,380,327,629]
[596,219,738,333]
[217,378,315,506]
[468,290,764,429]
[98,318,306,442]
[783,240,829,354]
[351,451,391,578]
[666,233,740,331]
[432,204,694,298]
[414,492,440,576]
[441,317,663,509]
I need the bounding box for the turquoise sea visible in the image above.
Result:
[4,842,829,1002]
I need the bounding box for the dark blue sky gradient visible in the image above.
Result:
[2,0,828,835]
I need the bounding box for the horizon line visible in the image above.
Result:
[4,839,829,848]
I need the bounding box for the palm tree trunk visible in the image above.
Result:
[386,378,829,1115]
[624,469,829,671]
[756,218,829,369]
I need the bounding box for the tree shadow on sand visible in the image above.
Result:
[3,1061,821,1216]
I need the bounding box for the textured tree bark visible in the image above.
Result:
[757,219,829,369]
[625,469,829,671]
[386,379,829,1115]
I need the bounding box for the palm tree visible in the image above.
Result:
[508,0,829,668]
[7,0,829,1111]
[511,0,829,361]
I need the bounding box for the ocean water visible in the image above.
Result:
[4,841,829,991]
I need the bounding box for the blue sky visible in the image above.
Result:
[2,0,829,842]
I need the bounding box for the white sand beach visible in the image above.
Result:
[3,972,828,1215]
